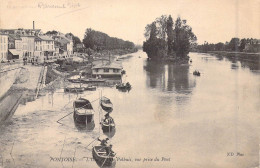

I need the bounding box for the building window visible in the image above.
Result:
[95,69,99,72]
[104,69,109,73]
[113,69,119,73]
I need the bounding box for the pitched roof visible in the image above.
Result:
[92,61,122,69]
[39,35,53,41]
[0,29,42,36]
[8,34,22,40]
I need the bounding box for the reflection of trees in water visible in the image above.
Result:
[225,56,260,72]
[144,61,196,94]
[143,61,164,88]
[144,61,196,122]
[240,60,260,71]
[209,53,260,72]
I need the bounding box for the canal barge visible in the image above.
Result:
[73,98,94,124]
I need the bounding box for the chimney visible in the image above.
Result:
[33,21,35,29]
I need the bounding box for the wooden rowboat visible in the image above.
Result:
[92,145,116,167]
[116,82,131,90]
[64,87,84,93]
[101,116,115,132]
[84,86,96,91]
[100,96,113,112]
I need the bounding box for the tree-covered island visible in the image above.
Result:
[143,15,197,63]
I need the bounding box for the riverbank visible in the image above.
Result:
[0,49,136,123]
[56,48,137,75]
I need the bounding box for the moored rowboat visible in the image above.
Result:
[64,87,84,93]
[92,145,116,167]
[84,86,96,91]
[73,98,94,124]
[101,116,115,132]
[100,96,113,112]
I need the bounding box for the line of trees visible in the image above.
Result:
[197,38,260,53]
[83,28,135,51]
[143,15,197,61]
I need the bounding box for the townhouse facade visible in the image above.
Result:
[34,36,55,62]
[0,34,9,61]
[0,28,74,63]
[8,34,23,59]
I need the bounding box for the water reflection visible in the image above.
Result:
[1,51,259,168]
[144,61,196,94]
[221,54,260,72]
[74,120,95,132]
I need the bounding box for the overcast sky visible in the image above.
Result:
[0,0,259,45]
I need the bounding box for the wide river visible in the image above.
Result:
[0,50,259,168]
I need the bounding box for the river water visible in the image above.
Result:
[0,51,259,168]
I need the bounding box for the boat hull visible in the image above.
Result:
[101,117,115,132]
[101,103,113,112]
[116,85,131,90]
[102,123,115,132]
[64,87,84,93]
[67,79,81,83]
[73,111,94,124]
[81,78,106,83]
[84,86,96,91]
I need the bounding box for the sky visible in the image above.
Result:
[0,0,259,45]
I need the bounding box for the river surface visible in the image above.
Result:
[0,51,259,168]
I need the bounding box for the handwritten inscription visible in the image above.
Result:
[38,2,80,9]
[6,1,81,9]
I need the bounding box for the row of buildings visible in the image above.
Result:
[0,28,73,63]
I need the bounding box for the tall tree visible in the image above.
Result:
[166,15,174,54]
[149,22,157,41]
[156,15,168,40]
[229,38,240,51]
[83,28,135,51]
[45,30,58,36]
[65,33,82,49]
[144,23,152,40]
[173,17,196,57]
[143,15,196,60]
[239,38,247,52]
